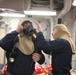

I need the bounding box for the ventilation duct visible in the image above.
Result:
[0,0,31,11]
[57,0,72,18]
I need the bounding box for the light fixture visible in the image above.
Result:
[72,0,76,6]
[0,13,25,17]
[24,10,56,16]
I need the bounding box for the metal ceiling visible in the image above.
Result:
[0,0,74,19]
[0,0,64,11]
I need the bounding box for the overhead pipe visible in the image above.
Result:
[57,0,72,23]
[50,0,53,10]
[23,0,31,11]
[26,0,31,10]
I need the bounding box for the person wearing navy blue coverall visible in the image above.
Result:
[0,20,45,75]
[34,20,76,75]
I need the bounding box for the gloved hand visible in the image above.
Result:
[16,25,23,33]
[34,20,42,33]
[32,53,41,62]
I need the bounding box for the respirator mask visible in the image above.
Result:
[22,20,34,37]
[23,25,34,37]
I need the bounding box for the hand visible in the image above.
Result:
[16,25,23,33]
[32,53,41,62]
[34,20,42,33]
[33,28,38,34]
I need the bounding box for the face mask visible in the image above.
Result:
[23,25,34,37]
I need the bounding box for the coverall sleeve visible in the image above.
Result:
[37,50,45,64]
[0,31,18,51]
[32,37,45,64]
[36,32,64,53]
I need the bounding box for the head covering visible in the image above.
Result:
[53,24,76,54]
[17,20,34,55]
[18,20,32,26]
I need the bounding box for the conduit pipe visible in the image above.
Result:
[57,0,72,18]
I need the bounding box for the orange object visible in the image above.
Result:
[37,73,48,75]
[35,64,45,74]
[1,64,7,74]
[33,63,52,75]
[45,64,52,73]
